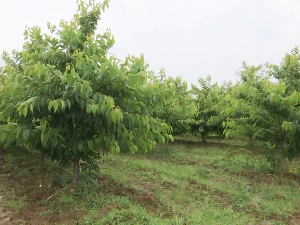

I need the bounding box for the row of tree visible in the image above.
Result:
[0,0,299,185]
[156,52,300,171]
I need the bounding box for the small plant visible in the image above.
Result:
[76,160,101,199]
[261,147,281,172]
[231,193,251,208]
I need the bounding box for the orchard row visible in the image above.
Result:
[1,0,299,184]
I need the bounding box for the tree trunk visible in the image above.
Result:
[73,158,80,186]
[247,136,254,146]
[278,133,288,171]
[248,136,253,143]
[201,132,206,143]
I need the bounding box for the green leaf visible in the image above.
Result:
[87,140,94,150]
[23,129,30,141]
[106,97,114,108]
[91,105,98,114]
[23,106,28,117]
[79,99,85,110]
[78,142,84,152]
[60,100,66,111]
[86,103,92,113]
[29,103,34,113]
[82,80,90,90]
[48,100,59,112]
[66,99,71,109]
[115,146,120,154]
[129,144,138,153]
[51,137,58,148]
[168,135,174,141]
[53,101,59,113]
[88,177,99,188]
[110,108,123,123]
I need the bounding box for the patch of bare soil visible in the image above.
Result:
[0,154,84,225]
[187,179,233,205]
[232,169,300,186]
[0,155,13,225]
[161,180,178,190]
[0,197,13,225]
[287,213,300,225]
[97,176,172,217]
[171,139,243,149]
[1,149,174,224]
[207,159,300,186]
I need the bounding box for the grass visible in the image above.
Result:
[0,138,300,224]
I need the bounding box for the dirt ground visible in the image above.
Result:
[1,146,300,225]
[0,153,78,225]
[0,156,168,224]
[0,197,12,224]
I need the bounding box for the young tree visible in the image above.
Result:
[191,75,229,142]
[223,55,300,170]
[151,70,197,135]
[0,0,173,185]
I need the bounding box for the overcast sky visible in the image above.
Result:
[1,0,300,85]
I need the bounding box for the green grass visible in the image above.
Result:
[0,139,299,224]
[1,194,28,211]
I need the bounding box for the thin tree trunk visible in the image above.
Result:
[278,133,288,171]
[201,132,206,143]
[248,136,254,146]
[249,136,253,143]
[279,140,287,171]
[73,158,80,186]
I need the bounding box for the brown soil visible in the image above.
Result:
[0,147,299,224]
[0,151,172,224]
[288,213,300,225]
[171,139,243,149]
[230,169,300,186]
[0,154,84,225]
[0,198,13,225]
[97,175,172,216]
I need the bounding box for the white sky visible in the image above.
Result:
[1,0,300,85]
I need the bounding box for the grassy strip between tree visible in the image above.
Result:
[1,139,300,225]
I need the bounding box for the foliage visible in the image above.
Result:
[191,75,231,141]
[151,70,197,135]
[223,52,300,170]
[0,0,173,184]
[0,0,300,189]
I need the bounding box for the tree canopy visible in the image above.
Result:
[0,0,173,184]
